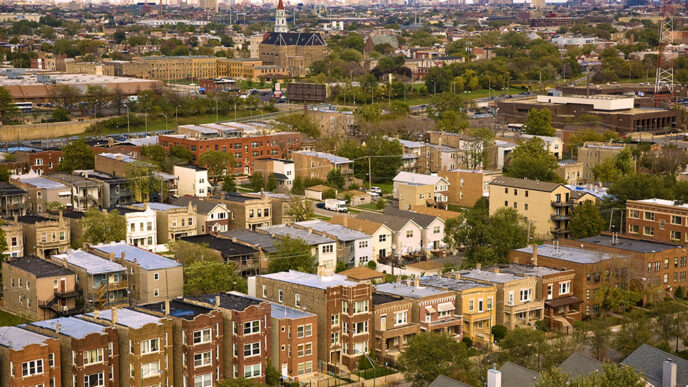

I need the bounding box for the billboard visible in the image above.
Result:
[286,83,328,102]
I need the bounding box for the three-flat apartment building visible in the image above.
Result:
[0,326,62,387]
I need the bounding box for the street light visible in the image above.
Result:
[160,113,168,132]
[430,79,437,95]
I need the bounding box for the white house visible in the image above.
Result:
[173,164,211,197]
[253,158,295,188]
[328,215,394,262]
[294,220,374,267]
[258,225,337,275]
[122,205,158,251]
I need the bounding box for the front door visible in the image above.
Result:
[331,351,340,364]
[60,278,66,293]
[380,315,386,331]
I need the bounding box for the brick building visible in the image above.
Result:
[0,326,62,387]
[625,198,688,244]
[438,169,501,208]
[249,271,373,370]
[266,302,318,380]
[259,32,328,77]
[14,149,62,175]
[370,293,419,364]
[292,151,353,181]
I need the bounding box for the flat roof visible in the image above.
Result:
[6,256,73,278]
[374,282,448,299]
[260,270,357,290]
[29,317,108,339]
[293,150,351,164]
[631,198,688,209]
[269,302,315,320]
[138,299,213,320]
[188,292,263,312]
[489,264,563,277]
[53,249,126,275]
[16,215,57,225]
[180,235,258,256]
[85,308,164,329]
[14,175,67,190]
[132,202,184,211]
[419,275,492,292]
[295,220,371,242]
[372,292,404,305]
[222,229,279,253]
[515,245,618,264]
[258,225,334,245]
[0,326,53,350]
[91,241,181,270]
[460,269,526,284]
[577,235,681,253]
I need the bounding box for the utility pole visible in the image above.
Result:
[368,156,372,190]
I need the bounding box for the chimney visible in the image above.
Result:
[116,155,122,161]
[307,227,312,234]
[494,267,499,274]
[215,295,221,307]
[476,263,482,270]
[396,276,401,284]
[111,308,118,326]
[94,310,100,319]
[414,277,420,288]
[121,252,126,261]
[164,300,170,315]
[532,244,538,266]
[487,368,502,387]
[232,237,237,243]
[406,277,412,286]
[663,360,677,387]
[55,321,61,334]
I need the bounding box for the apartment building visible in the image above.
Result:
[397,136,483,173]
[181,235,261,277]
[3,220,24,258]
[77,171,134,208]
[294,220,373,267]
[51,250,129,311]
[11,171,71,214]
[0,326,62,387]
[371,293,419,364]
[3,256,79,320]
[418,275,496,347]
[188,293,271,382]
[392,172,449,210]
[131,202,197,244]
[173,165,211,198]
[46,173,102,212]
[375,281,463,339]
[489,176,594,240]
[292,151,353,180]
[16,215,70,258]
[122,56,219,81]
[460,266,544,330]
[82,308,174,387]
[14,149,62,175]
[625,198,688,244]
[438,169,501,208]
[356,212,423,256]
[217,58,262,79]
[328,215,393,262]
[218,192,272,231]
[252,159,295,189]
[26,317,120,387]
[577,142,628,183]
[172,197,231,234]
[262,192,299,226]
[89,242,183,305]
[137,299,224,387]
[258,225,337,275]
[267,302,318,380]
[0,181,28,218]
[249,271,373,370]
[118,206,158,251]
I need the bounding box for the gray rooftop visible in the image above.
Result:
[132,202,185,211]
[53,249,126,275]
[258,225,334,246]
[622,344,688,387]
[355,211,419,232]
[383,207,443,228]
[295,220,372,242]
[558,353,604,379]
[294,151,352,165]
[222,229,279,253]
[577,235,681,253]
[489,264,563,277]
[85,308,164,329]
[460,269,526,284]
[48,173,99,188]
[172,197,226,215]
[260,270,357,290]
[428,375,472,387]
[419,275,492,292]
[374,282,448,299]
[15,175,67,190]
[91,241,182,270]
[0,326,53,350]
[268,301,315,320]
[30,317,108,339]
[515,245,619,264]
[499,362,538,387]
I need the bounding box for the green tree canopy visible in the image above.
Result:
[184,261,247,296]
[504,137,563,182]
[499,328,547,370]
[57,140,95,173]
[268,236,317,274]
[569,201,604,239]
[397,332,472,387]
[592,148,634,184]
[537,363,645,387]
[80,208,126,246]
[276,113,320,138]
[524,108,556,136]
[0,87,18,124]
[327,168,345,190]
[199,150,234,184]
[285,197,314,222]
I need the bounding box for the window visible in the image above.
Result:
[525,203,529,210]
[359,240,369,248]
[342,302,349,314]
[243,320,260,334]
[83,349,104,365]
[560,281,570,295]
[249,209,254,218]
[262,285,267,298]
[487,297,493,310]
[672,231,682,241]
[353,300,369,314]
[297,343,312,357]
[331,314,339,326]
[244,364,261,378]
[154,272,159,280]
[629,224,639,234]
[353,321,368,334]
[629,209,640,218]
[193,329,211,344]
[297,361,313,375]
[141,361,160,379]
[322,244,334,253]
[22,360,43,377]
[353,341,369,354]
[297,324,312,338]
[508,291,514,305]
[243,342,260,357]
[406,230,413,238]
[194,373,213,387]
[84,372,104,387]
[644,226,655,236]
[672,215,683,225]
[140,338,160,354]
[295,294,301,307]
[147,222,153,231]
[478,299,484,312]
[433,226,441,234]
[379,234,387,242]
[645,212,655,221]
[48,352,54,367]
[394,311,408,326]
[331,332,339,344]
[278,290,283,303]
[153,289,159,297]
[469,299,474,312]
[520,289,532,302]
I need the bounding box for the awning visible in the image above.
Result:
[437,302,455,312]
[426,199,436,205]
[545,296,583,308]
[425,305,436,313]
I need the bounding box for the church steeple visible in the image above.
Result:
[275,0,288,33]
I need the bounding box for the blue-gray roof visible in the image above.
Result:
[260,270,357,290]
[515,245,619,264]
[91,242,181,270]
[270,302,315,320]
[98,153,137,163]
[30,317,108,339]
[419,275,491,292]
[53,250,126,275]
[374,282,449,299]
[295,220,372,242]
[16,176,67,190]
[0,326,53,350]
[85,308,163,329]
[294,151,351,165]
[460,269,529,284]
[622,344,688,386]
[132,202,185,211]
[258,225,334,246]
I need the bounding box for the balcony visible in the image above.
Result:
[551,214,570,221]
[551,228,570,236]
[551,200,574,208]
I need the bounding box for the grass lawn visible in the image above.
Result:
[0,310,30,326]
[396,87,526,106]
[356,202,382,211]
[355,367,397,380]
[375,182,394,195]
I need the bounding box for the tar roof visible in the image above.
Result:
[515,244,619,264]
[260,270,357,290]
[0,326,53,350]
[258,225,334,245]
[86,308,164,329]
[138,299,213,320]
[489,176,562,192]
[0,182,26,196]
[6,256,73,278]
[221,229,278,253]
[180,235,258,256]
[188,292,263,312]
[48,173,99,187]
[577,235,681,253]
[372,292,404,305]
[16,215,58,224]
[132,202,184,211]
[91,241,181,270]
[419,275,491,292]
[374,282,448,299]
[53,249,126,275]
[14,175,67,190]
[295,220,371,242]
[460,269,527,283]
[622,344,688,386]
[30,317,107,339]
[499,362,538,387]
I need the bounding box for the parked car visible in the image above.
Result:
[370,186,382,194]
[315,202,325,209]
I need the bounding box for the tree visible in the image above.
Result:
[219,378,269,387]
[80,208,126,246]
[500,328,547,370]
[327,169,345,190]
[268,236,317,274]
[397,332,471,387]
[569,201,604,238]
[615,309,653,356]
[250,172,266,192]
[49,107,70,122]
[57,140,95,173]
[276,113,320,138]
[652,300,687,349]
[168,240,219,265]
[583,317,614,361]
[127,161,156,202]
[141,145,171,172]
[291,176,305,195]
[524,108,556,136]
[536,367,571,387]
[355,103,383,123]
[85,85,110,116]
[592,148,634,183]
[504,137,563,183]
[48,84,81,109]
[184,261,247,296]
[169,145,194,165]
[0,166,10,183]
[491,325,508,342]
[0,87,18,124]
[286,197,314,222]
[537,364,645,387]
[222,177,237,193]
[199,151,234,184]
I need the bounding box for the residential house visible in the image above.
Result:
[294,220,373,267]
[0,326,62,387]
[172,197,232,234]
[261,192,299,226]
[180,234,261,277]
[622,344,688,386]
[371,292,419,364]
[257,225,337,275]
[328,215,393,262]
[383,207,446,251]
[419,275,496,347]
[46,173,101,212]
[2,256,79,320]
[222,229,279,271]
[392,172,449,210]
[558,353,604,379]
[94,153,177,201]
[131,202,197,244]
[117,206,158,251]
[136,299,224,387]
[266,302,318,380]
[218,192,272,231]
[292,151,353,181]
[249,271,373,370]
[577,142,628,183]
[438,169,501,208]
[0,181,28,218]
[50,250,129,311]
[81,308,174,387]
[557,160,584,185]
[11,171,71,214]
[14,148,62,175]
[25,317,120,387]
[519,134,564,159]
[89,242,184,305]
[3,220,24,258]
[77,170,134,208]
[252,159,295,189]
[173,165,211,198]
[460,265,544,330]
[355,212,423,256]
[16,215,70,258]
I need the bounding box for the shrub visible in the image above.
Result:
[676,286,685,299]
[491,325,508,342]
[535,319,548,332]
[461,337,473,348]
[323,188,337,199]
[367,261,377,270]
